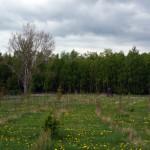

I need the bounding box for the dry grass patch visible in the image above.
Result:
[55,108,68,118]
[0,114,21,125]
[101,116,113,123]
[33,131,51,150]
[121,127,142,146]
[95,103,101,117]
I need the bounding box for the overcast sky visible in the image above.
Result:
[0,0,150,54]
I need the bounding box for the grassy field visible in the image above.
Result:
[0,94,150,149]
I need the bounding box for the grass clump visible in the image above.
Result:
[33,131,51,150]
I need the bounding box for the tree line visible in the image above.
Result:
[0,23,150,95]
[1,47,150,95]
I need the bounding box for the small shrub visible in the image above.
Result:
[57,85,62,101]
[126,106,135,112]
[128,107,134,112]
[42,108,60,137]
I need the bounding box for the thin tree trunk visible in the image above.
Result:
[23,81,28,94]
[23,67,30,95]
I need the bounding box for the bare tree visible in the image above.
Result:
[7,23,55,94]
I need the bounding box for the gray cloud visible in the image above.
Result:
[0,0,150,54]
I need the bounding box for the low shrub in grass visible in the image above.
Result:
[42,107,60,138]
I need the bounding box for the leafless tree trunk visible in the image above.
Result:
[7,23,55,94]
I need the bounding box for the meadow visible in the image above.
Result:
[0,94,150,150]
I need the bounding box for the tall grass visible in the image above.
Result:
[33,131,51,150]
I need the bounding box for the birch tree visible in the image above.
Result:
[7,23,55,94]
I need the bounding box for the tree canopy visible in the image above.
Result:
[1,47,150,95]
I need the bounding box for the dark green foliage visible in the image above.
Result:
[128,107,135,112]
[42,108,60,137]
[1,48,150,94]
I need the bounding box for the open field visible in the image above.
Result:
[0,94,150,149]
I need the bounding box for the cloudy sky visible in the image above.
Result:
[0,0,150,54]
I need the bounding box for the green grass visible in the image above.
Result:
[0,112,47,149]
[0,94,150,149]
[51,103,132,150]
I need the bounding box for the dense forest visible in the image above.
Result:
[0,47,150,95]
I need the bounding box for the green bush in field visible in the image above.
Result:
[42,108,60,137]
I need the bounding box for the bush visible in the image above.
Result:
[42,108,60,137]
